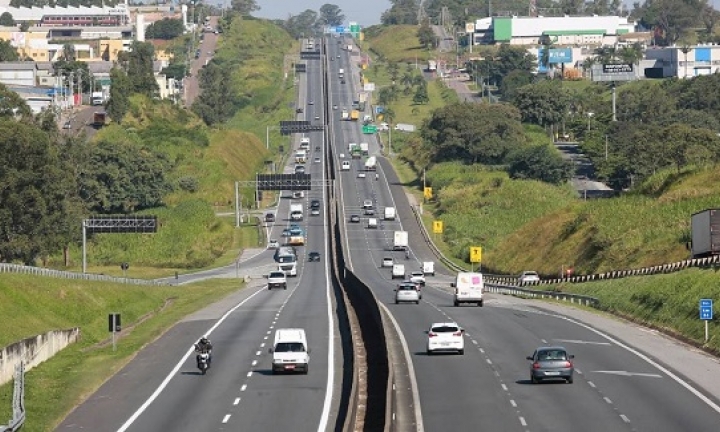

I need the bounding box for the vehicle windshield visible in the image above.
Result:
[275,342,306,353]
[278,255,296,263]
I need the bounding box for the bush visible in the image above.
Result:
[178,176,199,192]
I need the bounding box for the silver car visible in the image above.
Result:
[394,283,420,304]
[527,346,575,384]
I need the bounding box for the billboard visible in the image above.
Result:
[548,48,573,64]
[603,63,634,73]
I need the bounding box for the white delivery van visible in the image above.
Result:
[393,231,408,251]
[423,261,435,276]
[295,150,307,164]
[290,203,303,221]
[367,218,378,229]
[392,264,405,279]
[451,272,484,307]
[384,207,396,220]
[300,137,310,149]
[270,328,309,374]
[341,161,351,171]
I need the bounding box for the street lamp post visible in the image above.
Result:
[587,112,594,132]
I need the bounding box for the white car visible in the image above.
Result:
[267,239,279,249]
[427,322,465,355]
[382,257,394,267]
[395,283,420,304]
[409,271,426,286]
[518,271,540,286]
[357,172,366,178]
[311,208,320,216]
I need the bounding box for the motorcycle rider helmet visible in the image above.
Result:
[200,337,209,344]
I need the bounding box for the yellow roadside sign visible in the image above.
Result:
[424,187,433,199]
[433,220,443,234]
[470,246,482,263]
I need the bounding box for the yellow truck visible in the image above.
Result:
[350,110,359,121]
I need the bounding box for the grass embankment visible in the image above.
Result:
[362,25,433,64]
[0,274,245,431]
[548,268,720,353]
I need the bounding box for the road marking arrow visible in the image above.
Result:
[555,339,612,346]
[592,370,663,378]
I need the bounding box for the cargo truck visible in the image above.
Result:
[360,142,369,155]
[691,209,720,258]
[364,156,377,171]
[341,109,349,120]
[350,110,359,121]
[394,123,416,132]
[91,91,105,106]
[384,207,396,220]
[92,111,107,128]
[393,230,408,251]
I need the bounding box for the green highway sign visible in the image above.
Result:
[362,125,377,134]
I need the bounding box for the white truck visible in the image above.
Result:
[422,261,435,276]
[338,68,344,77]
[91,91,105,106]
[295,150,307,164]
[300,137,310,149]
[341,110,349,120]
[364,156,377,171]
[271,328,309,374]
[290,203,304,221]
[393,230,408,251]
[384,206,396,220]
[451,272,484,307]
[347,44,352,52]
[360,142,369,155]
[394,123,416,132]
[392,264,405,279]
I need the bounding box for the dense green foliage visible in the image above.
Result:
[146,18,184,40]
[0,11,14,26]
[0,39,18,61]
[381,0,419,25]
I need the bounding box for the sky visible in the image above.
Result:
[252,0,393,27]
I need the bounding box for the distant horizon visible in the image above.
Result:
[251,0,392,27]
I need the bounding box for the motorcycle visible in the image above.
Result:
[196,352,210,375]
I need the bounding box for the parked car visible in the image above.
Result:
[518,271,540,286]
[527,346,575,384]
[426,322,464,355]
[395,283,420,304]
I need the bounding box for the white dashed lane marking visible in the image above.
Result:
[222,414,231,424]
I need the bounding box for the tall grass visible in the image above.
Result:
[361,25,432,64]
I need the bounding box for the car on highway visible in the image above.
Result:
[314,157,321,163]
[267,271,287,290]
[527,346,575,384]
[267,239,279,249]
[295,165,306,174]
[426,322,464,355]
[289,225,303,236]
[333,105,338,110]
[409,271,426,286]
[314,115,320,120]
[311,208,320,216]
[265,213,275,223]
[311,199,321,209]
[382,257,394,267]
[518,271,540,285]
[341,161,351,171]
[394,283,420,304]
[281,229,291,237]
[349,215,360,223]
[357,172,366,178]
[308,251,321,262]
[296,108,303,113]
[340,79,346,84]
[308,100,314,105]
[402,279,422,299]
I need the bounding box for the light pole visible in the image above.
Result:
[587,112,594,132]
[680,45,691,79]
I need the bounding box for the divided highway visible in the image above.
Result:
[326,35,720,432]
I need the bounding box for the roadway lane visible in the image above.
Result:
[56,38,340,432]
[328,35,720,432]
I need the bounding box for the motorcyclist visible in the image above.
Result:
[375,173,379,181]
[195,336,213,366]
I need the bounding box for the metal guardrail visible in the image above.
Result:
[1,363,25,432]
[409,205,466,273]
[0,263,168,286]
[485,283,599,307]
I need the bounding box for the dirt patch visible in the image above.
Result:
[83,297,177,352]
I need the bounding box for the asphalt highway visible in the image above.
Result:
[327,35,720,432]
[56,38,342,432]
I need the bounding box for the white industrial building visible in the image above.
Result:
[645,44,720,79]
[472,15,637,47]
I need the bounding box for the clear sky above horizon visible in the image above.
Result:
[253,0,393,27]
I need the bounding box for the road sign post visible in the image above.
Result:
[700,299,713,343]
[469,246,482,272]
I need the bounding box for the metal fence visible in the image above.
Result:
[1,363,25,432]
[0,263,168,286]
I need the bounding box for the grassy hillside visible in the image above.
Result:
[0,274,244,431]
[362,25,433,64]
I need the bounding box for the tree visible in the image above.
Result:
[192,62,236,125]
[637,0,704,45]
[381,0,418,25]
[0,120,81,264]
[118,41,159,97]
[61,43,76,61]
[0,83,32,119]
[0,39,18,62]
[413,83,429,105]
[417,18,435,49]
[145,18,184,40]
[421,102,527,165]
[161,63,187,80]
[0,12,14,26]
[512,80,570,127]
[231,0,259,16]
[482,44,536,87]
[500,69,534,102]
[319,4,344,26]
[616,81,676,123]
[284,10,320,39]
[106,67,131,124]
[507,145,573,185]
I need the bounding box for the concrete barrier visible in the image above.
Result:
[0,328,80,386]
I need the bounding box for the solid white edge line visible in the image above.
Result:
[376,302,424,432]
[116,286,267,432]
[317,50,335,432]
[554,313,720,415]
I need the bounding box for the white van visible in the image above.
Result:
[270,328,309,374]
[423,261,435,276]
[392,264,405,279]
[367,218,378,229]
[384,207,396,220]
[341,161,351,171]
[300,137,310,149]
[451,272,484,307]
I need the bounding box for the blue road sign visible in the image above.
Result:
[700,299,713,320]
[335,26,345,33]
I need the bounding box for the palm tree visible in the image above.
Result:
[617,43,643,66]
[61,43,76,62]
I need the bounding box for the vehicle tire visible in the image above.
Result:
[395,300,399,304]
[268,286,272,290]
[426,349,432,356]
[478,300,484,307]
[454,301,459,307]
[201,368,206,375]
[531,375,538,384]
[458,349,464,355]
[567,376,573,384]
[304,365,309,375]
[284,285,287,290]
[416,300,420,304]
